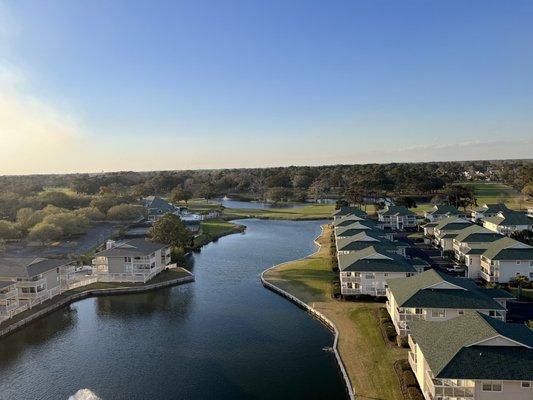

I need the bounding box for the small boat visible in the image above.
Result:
[322,346,334,353]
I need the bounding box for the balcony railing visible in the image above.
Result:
[480,270,498,282]
[16,278,47,288]
[0,287,18,300]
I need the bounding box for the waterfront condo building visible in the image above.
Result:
[141,196,180,222]
[338,246,426,297]
[92,239,172,283]
[386,269,511,336]
[332,207,368,221]
[408,311,533,400]
[378,206,418,230]
[0,280,21,323]
[336,231,407,257]
[431,217,473,250]
[0,258,75,309]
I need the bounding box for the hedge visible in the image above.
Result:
[407,386,425,400]
[403,370,418,388]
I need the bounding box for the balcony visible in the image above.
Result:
[408,351,417,371]
[480,270,498,282]
[343,277,361,283]
[342,288,361,295]
[16,278,47,288]
[0,287,18,300]
[0,302,20,315]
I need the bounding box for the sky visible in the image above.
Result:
[0,0,532,175]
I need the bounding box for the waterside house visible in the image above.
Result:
[479,241,533,284]
[385,269,511,336]
[92,239,173,283]
[408,311,533,400]
[332,207,368,221]
[141,196,180,222]
[338,246,426,297]
[0,257,75,313]
[432,217,473,250]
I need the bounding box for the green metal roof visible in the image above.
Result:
[332,207,368,217]
[426,204,461,215]
[480,237,532,260]
[409,311,533,380]
[338,247,418,273]
[378,206,416,216]
[475,203,511,214]
[484,211,532,227]
[434,217,472,231]
[332,215,365,227]
[386,269,505,310]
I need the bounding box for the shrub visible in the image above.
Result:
[398,359,410,371]
[397,335,409,348]
[403,370,418,388]
[42,212,90,237]
[107,204,146,221]
[75,207,105,221]
[0,220,21,239]
[407,386,424,400]
[384,323,397,341]
[28,222,64,242]
[378,307,390,319]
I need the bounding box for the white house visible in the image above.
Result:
[432,217,473,250]
[424,204,466,222]
[385,269,510,336]
[0,280,21,323]
[408,312,533,400]
[479,241,533,284]
[338,246,425,297]
[378,206,418,230]
[471,203,511,222]
[0,258,74,309]
[483,211,533,236]
[92,239,172,283]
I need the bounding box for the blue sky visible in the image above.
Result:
[0,0,532,174]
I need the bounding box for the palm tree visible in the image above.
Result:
[513,274,530,300]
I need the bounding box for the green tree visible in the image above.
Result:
[107,204,146,221]
[0,220,21,239]
[28,222,64,243]
[149,213,192,248]
[511,274,530,300]
[42,213,90,237]
[170,187,193,204]
[198,183,216,203]
[90,195,123,213]
[266,187,289,204]
[74,207,106,221]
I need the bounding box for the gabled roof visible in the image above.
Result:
[481,237,532,260]
[333,215,365,227]
[0,258,73,278]
[333,217,377,228]
[452,225,492,242]
[338,247,418,273]
[337,239,398,253]
[142,196,178,214]
[378,206,416,216]
[434,217,472,232]
[484,211,532,227]
[332,207,368,218]
[475,203,511,214]
[426,204,461,216]
[386,269,505,310]
[95,239,169,257]
[409,311,533,380]
[335,222,377,236]
[0,280,16,289]
[453,230,503,245]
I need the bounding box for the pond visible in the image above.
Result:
[0,219,348,400]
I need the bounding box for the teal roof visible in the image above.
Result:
[333,207,368,217]
[386,269,504,310]
[379,206,416,216]
[434,217,471,231]
[480,237,532,260]
[334,218,379,229]
[484,211,532,227]
[475,203,511,214]
[409,312,533,380]
[426,204,461,216]
[338,247,418,273]
[332,215,365,227]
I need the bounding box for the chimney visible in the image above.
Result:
[106,240,116,250]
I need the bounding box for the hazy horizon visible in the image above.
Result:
[1,0,533,175]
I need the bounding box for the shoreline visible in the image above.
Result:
[0,268,194,339]
[260,226,356,400]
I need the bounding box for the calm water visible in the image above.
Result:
[0,219,348,400]
[215,198,310,209]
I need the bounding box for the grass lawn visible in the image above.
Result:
[222,204,335,220]
[264,226,405,400]
[193,218,245,248]
[458,182,531,210]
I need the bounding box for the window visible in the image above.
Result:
[516,260,521,265]
[365,273,375,279]
[521,381,530,389]
[489,310,499,317]
[415,308,423,315]
[124,257,131,263]
[431,309,446,318]
[482,381,502,392]
[458,310,464,315]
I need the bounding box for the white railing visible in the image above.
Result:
[16,278,47,288]
[480,270,497,282]
[0,288,18,300]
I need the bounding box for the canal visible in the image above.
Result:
[0,219,348,400]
